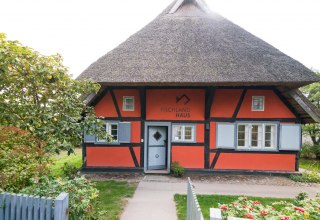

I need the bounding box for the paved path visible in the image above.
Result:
[121,176,320,220]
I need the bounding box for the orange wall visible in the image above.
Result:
[196,124,205,143]
[95,93,118,117]
[214,153,296,171]
[210,122,216,149]
[237,90,295,118]
[114,89,141,117]
[146,89,205,120]
[211,89,243,117]
[86,147,136,167]
[130,121,141,143]
[172,146,204,168]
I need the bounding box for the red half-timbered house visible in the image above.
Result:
[78,0,320,173]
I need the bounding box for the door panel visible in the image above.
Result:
[148,126,167,170]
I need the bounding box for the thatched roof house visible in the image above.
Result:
[78,0,320,123]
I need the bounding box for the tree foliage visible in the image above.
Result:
[301,71,320,158]
[0,126,49,192]
[0,33,100,154]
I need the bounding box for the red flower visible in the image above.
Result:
[220,205,228,211]
[260,210,268,216]
[249,207,253,211]
[243,205,247,208]
[294,207,305,213]
[252,201,261,205]
[245,213,254,219]
[280,216,290,220]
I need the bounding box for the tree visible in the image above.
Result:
[301,71,320,158]
[0,33,101,154]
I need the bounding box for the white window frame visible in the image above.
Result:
[96,122,119,143]
[252,96,265,111]
[123,96,135,111]
[172,124,196,143]
[236,123,277,151]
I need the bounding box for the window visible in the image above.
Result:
[97,122,118,143]
[123,96,134,111]
[237,123,277,150]
[172,124,195,142]
[252,96,264,111]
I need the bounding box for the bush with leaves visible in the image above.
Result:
[289,171,320,183]
[0,126,49,192]
[171,161,185,177]
[62,162,80,179]
[20,176,103,220]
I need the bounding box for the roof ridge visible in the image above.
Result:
[168,0,210,14]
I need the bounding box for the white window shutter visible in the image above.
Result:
[119,122,131,143]
[216,123,236,149]
[279,124,301,150]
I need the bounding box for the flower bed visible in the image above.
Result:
[218,193,320,220]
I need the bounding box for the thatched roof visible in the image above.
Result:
[78,0,318,88]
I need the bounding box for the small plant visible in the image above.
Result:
[62,162,79,179]
[289,171,320,183]
[171,161,185,177]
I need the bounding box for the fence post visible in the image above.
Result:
[54,193,69,220]
[210,208,222,220]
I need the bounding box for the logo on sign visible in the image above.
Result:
[176,94,190,105]
[160,94,191,118]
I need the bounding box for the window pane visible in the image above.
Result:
[252,97,264,111]
[238,125,245,132]
[238,140,245,146]
[173,126,182,141]
[237,124,248,147]
[251,140,258,147]
[251,125,262,147]
[265,125,271,132]
[123,97,134,111]
[184,126,193,140]
[265,140,271,147]
[238,132,245,140]
[265,132,271,140]
[264,124,276,148]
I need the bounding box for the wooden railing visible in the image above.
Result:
[0,192,69,220]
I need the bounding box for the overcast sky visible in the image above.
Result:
[1,0,320,78]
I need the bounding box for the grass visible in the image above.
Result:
[300,159,320,172]
[95,180,137,220]
[50,148,82,177]
[174,194,293,220]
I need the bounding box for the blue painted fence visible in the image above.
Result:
[0,192,68,220]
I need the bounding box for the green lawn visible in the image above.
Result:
[300,159,320,172]
[95,180,137,220]
[50,148,82,177]
[174,194,293,220]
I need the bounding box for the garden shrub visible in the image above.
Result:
[289,171,320,183]
[300,143,320,159]
[171,161,185,177]
[218,193,320,220]
[62,162,80,179]
[20,176,102,220]
[0,126,49,192]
